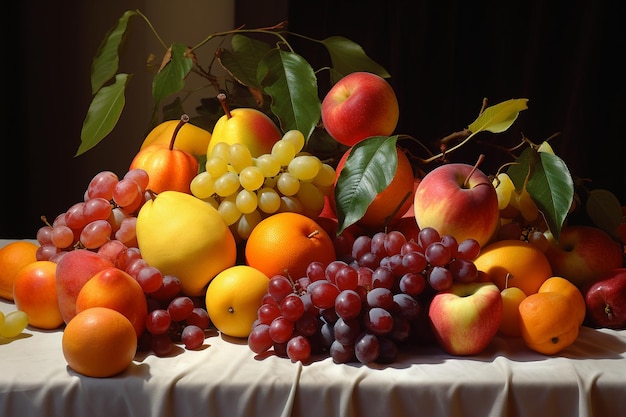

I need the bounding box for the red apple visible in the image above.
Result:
[428,282,503,356]
[584,268,626,329]
[413,163,500,247]
[545,225,624,290]
[321,71,399,146]
[55,249,114,324]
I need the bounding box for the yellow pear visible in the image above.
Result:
[206,94,282,158]
[136,191,237,297]
[141,117,212,156]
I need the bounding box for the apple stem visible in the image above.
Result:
[170,114,190,150]
[463,153,486,188]
[217,93,232,119]
[308,230,320,239]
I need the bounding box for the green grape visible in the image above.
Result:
[279,196,304,214]
[0,310,29,339]
[271,140,296,166]
[296,182,326,217]
[210,142,230,161]
[254,154,281,178]
[199,195,219,210]
[205,156,229,178]
[214,171,241,197]
[239,166,265,191]
[282,130,305,153]
[277,172,300,196]
[218,195,242,225]
[235,189,258,214]
[287,155,322,181]
[228,143,253,173]
[494,173,515,210]
[257,187,281,214]
[190,171,216,199]
[313,163,336,187]
[235,210,263,240]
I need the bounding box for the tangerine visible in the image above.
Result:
[473,239,552,296]
[205,265,269,338]
[12,260,64,330]
[62,307,137,378]
[538,276,586,326]
[518,291,579,355]
[245,212,336,279]
[333,145,415,232]
[0,240,39,301]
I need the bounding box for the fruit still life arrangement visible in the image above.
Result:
[1,10,625,378]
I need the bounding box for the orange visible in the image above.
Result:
[12,260,64,330]
[62,307,137,378]
[0,240,39,301]
[473,239,553,296]
[245,212,336,279]
[498,286,527,337]
[333,145,415,232]
[518,291,579,355]
[205,265,269,338]
[538,276,586,326]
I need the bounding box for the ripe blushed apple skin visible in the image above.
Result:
[545,225,624,290]
[428,282,503,356]
[55,249,114,324]
[206,108,282,158]
[584,268,626,329]
[413,163,500,247]
[321,71,399,146]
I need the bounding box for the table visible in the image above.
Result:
[1,240,626,417]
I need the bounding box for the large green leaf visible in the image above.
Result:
[257,49,320,139]
[321,36,390,84]
[90,10,136,94]
[152,42,194,107]
[335,136,399,234]
[468,99,529,134]
[218,34,272,89]
[507,147,574,239]
[77,73,130,156]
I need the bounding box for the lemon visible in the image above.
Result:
[205,265,269,338]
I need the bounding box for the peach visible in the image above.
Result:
[75,267,148,338]
[56,249,114,324]
[13,260,64,330]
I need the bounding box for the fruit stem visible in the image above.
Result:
[463,154,485,188]
[307,230,320,239]
[217,93,232,119]
[170,114,190,150]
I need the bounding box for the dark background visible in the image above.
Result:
[3,1,625,238]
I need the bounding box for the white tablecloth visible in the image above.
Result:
[1,240,625,417]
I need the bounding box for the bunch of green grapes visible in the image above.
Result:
[493,172,550,251]
[190,130,336,240]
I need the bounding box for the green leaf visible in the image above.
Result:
[321,36,390,84]
[335,136,399,234]
[219,34,272,89]
[586,189,623,233]
[90,10,137,94]
[257,49,320,139]
[468,99,529,134]
[77,73,131,156]
[152,42,194,107]
[507,147,574,239]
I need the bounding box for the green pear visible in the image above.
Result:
[206,95,282,158]
[136,191,237,297]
